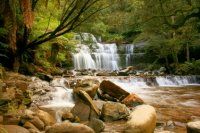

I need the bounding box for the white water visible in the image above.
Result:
[106,76,200,94]
[73,43,119,70]
[48,78,74,108]
[156,75,199,87]
[125,44,134,66]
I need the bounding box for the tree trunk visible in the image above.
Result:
[186,42,190,62]
[13,55,20,72]
[164,56,169,67]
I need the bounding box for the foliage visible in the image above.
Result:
[175,60,200,75]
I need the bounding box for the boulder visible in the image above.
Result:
[96,72,117,76]
[71,101,90,121]
[121,93,144,107]
[71,90,100,121]
[101,101,129,121]
[35,110,56,126]
[0,124,30,133]
[45,121,95,133]
[100,80,129,100]
[30,116,45,130]
[187,121,200,133]
[124,105,156,133]
[76,90,100,116]
[74,79,100,98]
[3,113,20,125]
[61,111,76,122]
[23,121,39,131]
[118,66,135,76]
[28,129,42,133]
[88,118,105,133]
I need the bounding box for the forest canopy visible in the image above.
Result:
[0,0,200,75]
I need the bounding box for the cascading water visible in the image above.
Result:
[41,78,75,122]
[155,75,199,86]
[73,45,96,70]
[125,44,134,66]
[73,33,120,70]
[94,43,119,70]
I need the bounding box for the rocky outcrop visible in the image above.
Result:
[121,93,144,107]
[74,79,100,98]
[187,121,200,133]
[99,80,129,100]
[101,101,129,121]
[124,105,156,133]
[46,121,95,133]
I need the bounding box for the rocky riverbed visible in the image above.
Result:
[1,71,200,133]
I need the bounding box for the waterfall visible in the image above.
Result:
[155,75,199,86]
[73,43,119,70]
[73,45,96,70]
[125,44,134,66]
[94,43,119,70]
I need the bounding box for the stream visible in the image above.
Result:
[40,75,200,132]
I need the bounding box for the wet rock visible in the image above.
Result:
[118,66,135,76]
[71,90,100,121]
[23,121,39,131]
[124,105,156,133]
[36,110,56,126]
[97,89,117,101]
[156,131,175,133]
[96,71,117,76]
[3,113,20,125]
[36,73,53,82]
[76,90,100,116]
[0,124,30,133]
[187,121,200,133]
[28,129,42,133]
[100,80,129,100]
[45,121,95,133]
[74,79,100,98]
[101,101,129,121]
[166,120,175,128]
[93,100,106,111]
[61,111,79,122]
[88,118,105,133]
[121,93,144,107]
[30,116,45,130]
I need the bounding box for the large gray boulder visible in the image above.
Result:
[101,101,129,121]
